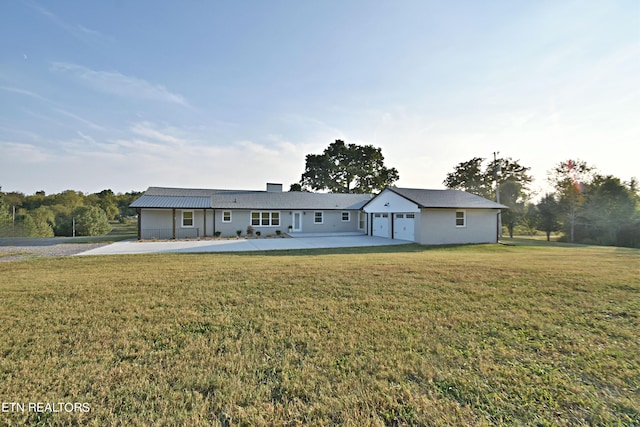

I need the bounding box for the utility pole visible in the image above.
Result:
[493,151,502,239]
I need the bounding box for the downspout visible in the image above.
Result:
[203,208,207,237]
[213,209,216,237]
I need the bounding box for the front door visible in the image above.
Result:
[292,211,302,232]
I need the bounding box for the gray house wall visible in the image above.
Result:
[214,209,364,236]
[140,208,365,239]
[140,209,213,239]
[418,208,498,245]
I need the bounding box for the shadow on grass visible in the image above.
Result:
[171,240,556,258]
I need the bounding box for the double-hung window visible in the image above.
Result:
[455,210,466,227]
[251,211,280,227]
[314,211,323,224]
[182,211,194,227]
[341,212,350,222]
[222,211,232,223]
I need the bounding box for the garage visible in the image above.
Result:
[372,213,390,238]
[394,213,415,241]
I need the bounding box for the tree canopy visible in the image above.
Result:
[0,188,141,237]
[443,156,532,201]
[299,140,399,193]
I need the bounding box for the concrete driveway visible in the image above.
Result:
[76,234,410,256]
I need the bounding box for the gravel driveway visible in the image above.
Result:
[0,237,109,262]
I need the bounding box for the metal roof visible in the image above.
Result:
[385,187,508,209]
[211,192,372,210]
[130,195,212,209]
[130,187,372,210]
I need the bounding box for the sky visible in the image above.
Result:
[1,0,638,197]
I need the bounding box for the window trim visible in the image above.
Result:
[314,211,324,224]
[250,211,280,227]
[182,210,194,228]
[341,211,350,222]
[455,210,466,228]
[358,212,366,230]
[222,211,232,223]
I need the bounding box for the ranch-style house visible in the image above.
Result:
[130,183,507,245]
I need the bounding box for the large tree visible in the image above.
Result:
[536,194,561,241]
[547,160,594,243]
[443,157,490,198]
[300,140,399,193]
[444,156,532,200]
[577,175,637,245]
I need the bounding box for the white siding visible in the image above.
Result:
[363,189,420,214]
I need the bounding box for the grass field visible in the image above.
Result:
[0,242,638,426]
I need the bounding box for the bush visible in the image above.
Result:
[246,225,254,236]
[72,206,112,236]
[255,231,261,237]
[214,231,221,238]
[276,230,281,236]
[236,230,242,237]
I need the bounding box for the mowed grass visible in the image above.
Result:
[0,243,638,426]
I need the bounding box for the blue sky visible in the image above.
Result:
[1,1,638,196]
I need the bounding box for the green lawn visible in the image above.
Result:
[0,242,638,426]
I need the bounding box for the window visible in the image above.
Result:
[406,213,415,219]
[222,211,232,222]
[456,210,466,227]
[396,214,404,219]
[359,212,366,229]
[314,211,323,224]
[251,211,280,227]
[342,212,350,222]
[182,211,194,227]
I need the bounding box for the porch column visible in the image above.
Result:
[172,209,176,239]
[203,208,207,237]
[136,208,141,240]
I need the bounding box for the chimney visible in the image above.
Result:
[266,183,283,192]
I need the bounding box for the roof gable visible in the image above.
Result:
[363,187,507,210]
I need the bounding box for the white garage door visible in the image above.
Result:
[372,213,390,238]
[394,213,415,241]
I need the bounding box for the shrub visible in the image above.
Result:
[275,230,281,236]
[256,231,261,237]
[214,231,221,238]
[246,225,254,236]
[236,230,242,237]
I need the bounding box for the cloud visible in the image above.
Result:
[51,62,191,107]
[24,0,114,46]
[131,122,186,144]
[53,108,105,131]
[0,86,57,105]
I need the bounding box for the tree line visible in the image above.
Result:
[0,188,142,237]
[443,157,640,248]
